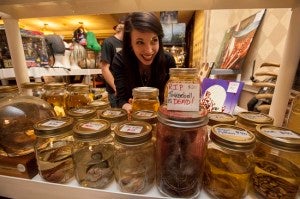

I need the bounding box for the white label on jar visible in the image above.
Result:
[103,110,121,116]
[92,101,106,106]
[227,82,240,93]
[216,127,251,138]
[265,129,300,139]
[74,108,91,114]
[17,164,26,173]
[120,125,143,134]
[136,111,153,117]
[167,83,200,111]
[42,120,66,127]
[82,122,104,130]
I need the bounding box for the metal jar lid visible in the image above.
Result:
[67,107,96,119]
[0,85,19,93]
[131,110,158,124]
[157,104,208,128]
[237,111,274,128]
[211,124,256,150]
[67,83,89,92]
[99,108,128,123]
[208,111,237,126]
[44,82,66,89]
[73,119,111,141]
[34,116,74,137]
[114,121,152,145]
[88,100,110,110]
[255,124,300,151]
[21,82,44,89]
[132,87,159,98]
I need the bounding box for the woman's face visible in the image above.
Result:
[131,29,159,66]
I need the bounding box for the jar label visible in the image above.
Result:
[166,83,200,111]
[136,111,153,117]
[265,129,300,139]
[73,108,92,114]
[103,110,122,116]
[82,122,105,130]
[120,124,143,134]
[42,120,66,127]
[216,127,251,138]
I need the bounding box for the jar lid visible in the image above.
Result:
[132,87,159,98]
[88,100,110,110]
[44,82,66,89]
[237,111,274,127]
[131,110,158,124]
[157,104,208,128]
[67,107,96,119]
[208,112,237,126]
[211,124,256,150]
[0,85,19,93]
[255,125,300,151]
[169,67,198,75]
[21,82,44,89]
[114,121,152,144]
[73,119,111,141]
[99,108,128,123]
[67,83,89,92]
[34,117,74,137]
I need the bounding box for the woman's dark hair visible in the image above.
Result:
[122,12,168,102]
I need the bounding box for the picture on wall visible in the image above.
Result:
[162,23,186,45]
[214,9,266,70]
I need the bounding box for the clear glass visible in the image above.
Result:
[0,85,19,99]
[287,94,300,134]
[131,87,160,112]
[66,83,92,111]
[21,82,45,98]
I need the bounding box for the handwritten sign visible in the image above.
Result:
[167,83,200,111]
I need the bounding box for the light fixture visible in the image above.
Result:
[41,23,54,35]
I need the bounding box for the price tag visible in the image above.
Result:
[120,125,143,134]
[82,122,104,131]
[103,110,122,116]
[265,130,300,139]
[74,108,92,114]
[216,127,251,138]
[42,120,66,127]
[227,82,240,93]
[136,111,153,117]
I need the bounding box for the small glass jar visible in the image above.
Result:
[156,105,208,198]
[236,111,273,134]
[287,94,300,134]
[164,68,200,111]
[252,125,300,199]
[33,117,74,183]
[132,87,160,112]
[87,99,111,118]
[72,119,114,189]
[21,82,44,98]
[131,110,158,143]
[114,120,155,194]
[42,82,68,117]
[67,107,97,124]
[99,108,128,132]
[203,124,256,199]
[0,85,19,99]
[66,83,92,111]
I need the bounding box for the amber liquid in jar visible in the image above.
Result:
[287,94,300,134]
[66,83,92,110]
[132,87,160,113]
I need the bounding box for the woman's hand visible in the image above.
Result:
[122,102,132,114]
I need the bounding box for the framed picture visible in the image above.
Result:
[160,11,178,24]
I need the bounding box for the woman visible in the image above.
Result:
[110,12,176,113]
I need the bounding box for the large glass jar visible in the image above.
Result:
[21,82,44,98]
[66,83,92,111]
[252,125,300,199]
[99,108,128,132]
[72,119,114,189]
[33,117,74,183]
[156,105,208,198]
[203,124,256,199]
[42,82,68,117]
[0,94,55,157]
[114,120,155,194]
[131,87,160,112]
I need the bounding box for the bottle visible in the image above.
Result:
[72,119,114,189]
[287,94,300,134]
[33,117,74,183]
[114,120,155,194]
[156,104,208,198]
[42,82,69,117]
[252,124,300,199]
[131,87,160,112]
[203,124,256,199]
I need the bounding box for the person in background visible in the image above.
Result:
[100,18,125,107]
[110,12,176,113]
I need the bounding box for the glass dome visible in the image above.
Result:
[0,94,55,157]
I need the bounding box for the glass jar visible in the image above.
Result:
[252,124,300,199]
[236,111,273,134]
[131,110,158,143]
[114,120,155,194]
[67,107,97,124]
[21,82,44,98]
[33,117,74,183]
[66,83,92,111]
[0,94,55,157]
[0,85,19,99]
[203,124,256,199]
[42,82,68,117]
[287,94,300,134]
[99,108,128,132]
[164,68,200,112]
[156,105,208,198]
[72,119,114,189]
[87,99,111,118]
[132,87,160,112]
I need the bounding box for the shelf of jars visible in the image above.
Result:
[0,174,257,199]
